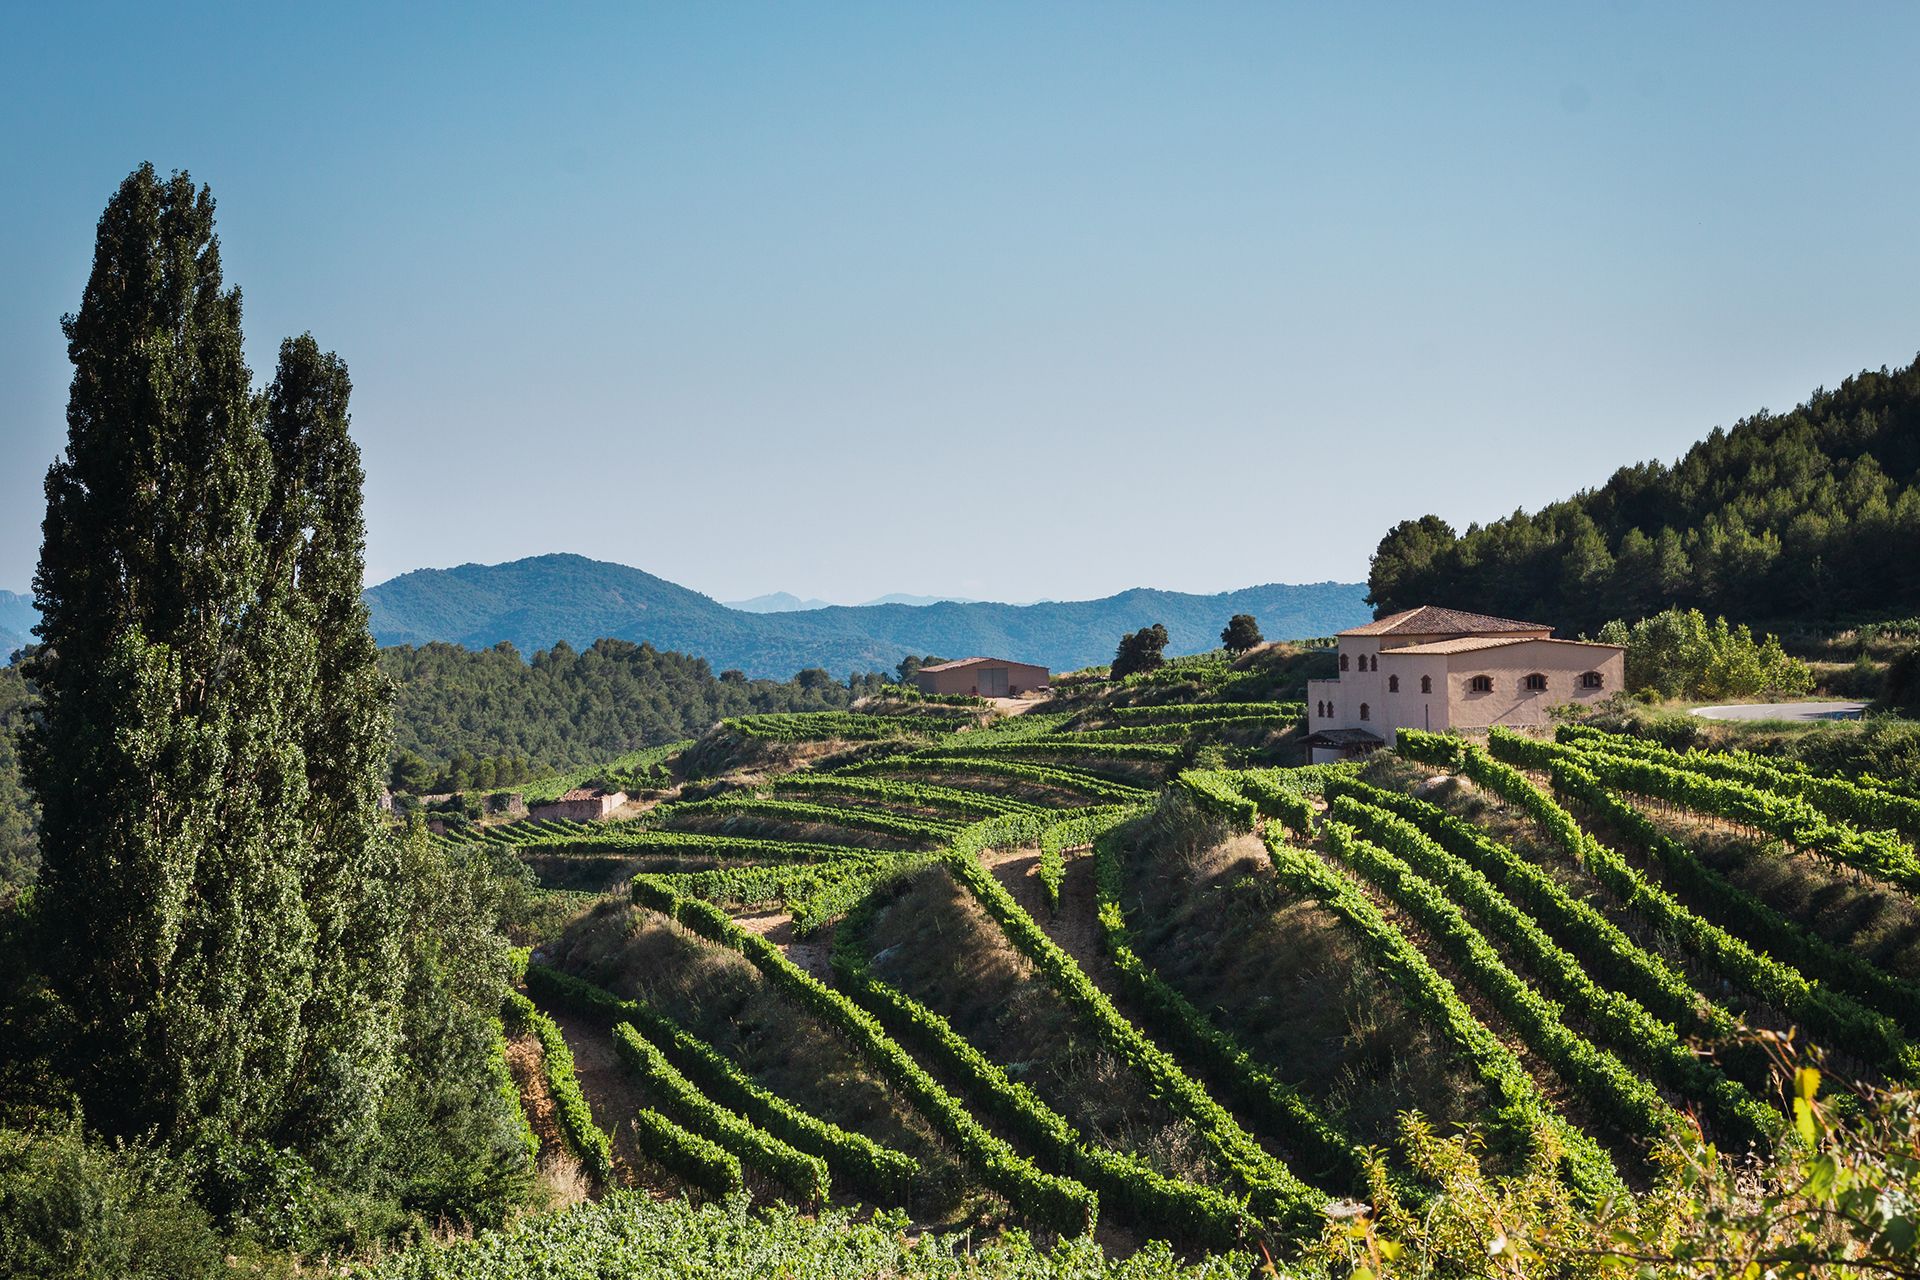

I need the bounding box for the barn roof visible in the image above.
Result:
[918,656,1047,673]
[1339,605,1551,637]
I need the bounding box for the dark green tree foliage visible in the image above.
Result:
[1220,614,1262,654]
[28,166,314,1150]
[1366,357,1920,629]
[1885,646,1920,715]
[381,639,890,778]
[260,336,406,1170]
[1110,623,1170,680]
[0,663,35,891]
[21,170,519,1226]
[0,1121,225,1280]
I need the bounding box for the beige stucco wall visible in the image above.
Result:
[917,662,1050,697]
[1311,636,1621,741]
[1440,642,1623,731]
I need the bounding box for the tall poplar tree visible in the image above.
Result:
[28,164,525,1230]
[28,167,329,1158]
[262,335,407,1169]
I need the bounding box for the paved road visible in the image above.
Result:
[1690,701,1869,722]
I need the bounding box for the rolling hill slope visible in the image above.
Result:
[364,554,1370,678]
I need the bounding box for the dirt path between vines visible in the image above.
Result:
[978,844,1117,994]
[546,1005,684,1194]
[734,910,832,981]
[505,1033,575,1171]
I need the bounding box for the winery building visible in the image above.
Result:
[1304,606,1624,762]
[529,788,629,823]
[914,656,1051,698]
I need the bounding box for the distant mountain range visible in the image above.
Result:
[364,554,1370,678]
[0,559,1370,676]
[723,592,838,613]
[0,591,35,659]
[725,590,983,612]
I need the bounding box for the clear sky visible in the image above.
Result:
[2,3,1916,605]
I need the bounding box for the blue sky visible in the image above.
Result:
[2,3,1916,604]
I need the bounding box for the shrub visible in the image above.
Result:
[1884,645,1920,714]
[0,1120,225,1280]
[1595,608,1813,701]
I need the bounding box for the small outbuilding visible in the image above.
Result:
[915,656,1050,698]
[529,787,629,823]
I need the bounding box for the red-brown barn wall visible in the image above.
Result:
[916,662,1051,696]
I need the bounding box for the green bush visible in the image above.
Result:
[626,1108,742,1197]
[1089,825,1367,1194]
[607,1025,818,1199]
[0,1121,225,1280]
[1595,608,1813,701]
[942,849,1326,1230]
[832,901,1253,1249]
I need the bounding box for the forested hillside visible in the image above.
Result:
[365,554,1370,677]
[1368,356,1920,631]
[382,639,891,775]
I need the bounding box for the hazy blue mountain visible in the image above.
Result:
[729,590,982,611]
[724,591,837,613]
[0,590,37,659]
[857,592,981,607]
[364,554,1370,678]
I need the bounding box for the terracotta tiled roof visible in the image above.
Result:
[1339,605,1552,637]
[1384,635,1625,656]
[918,656,1045,673]
[554,787,615,802]
[1383,636,1530,656]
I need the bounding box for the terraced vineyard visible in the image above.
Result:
[432,691,1920,1270]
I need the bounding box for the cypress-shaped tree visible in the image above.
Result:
[262,335,408,1169]
[28,165,318,1154]
[29,165,526,1229]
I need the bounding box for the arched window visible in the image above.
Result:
[1524,673,1548,692]
[1581,671,1604,689]
[1469,675,1494,693]
[1388,674,1400,693]
[1340,653,1350,672]
[1373,655,1381,672]
[1359,702,1371,721]
[1315,700,1325,717]
[1420,675,1432,694]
